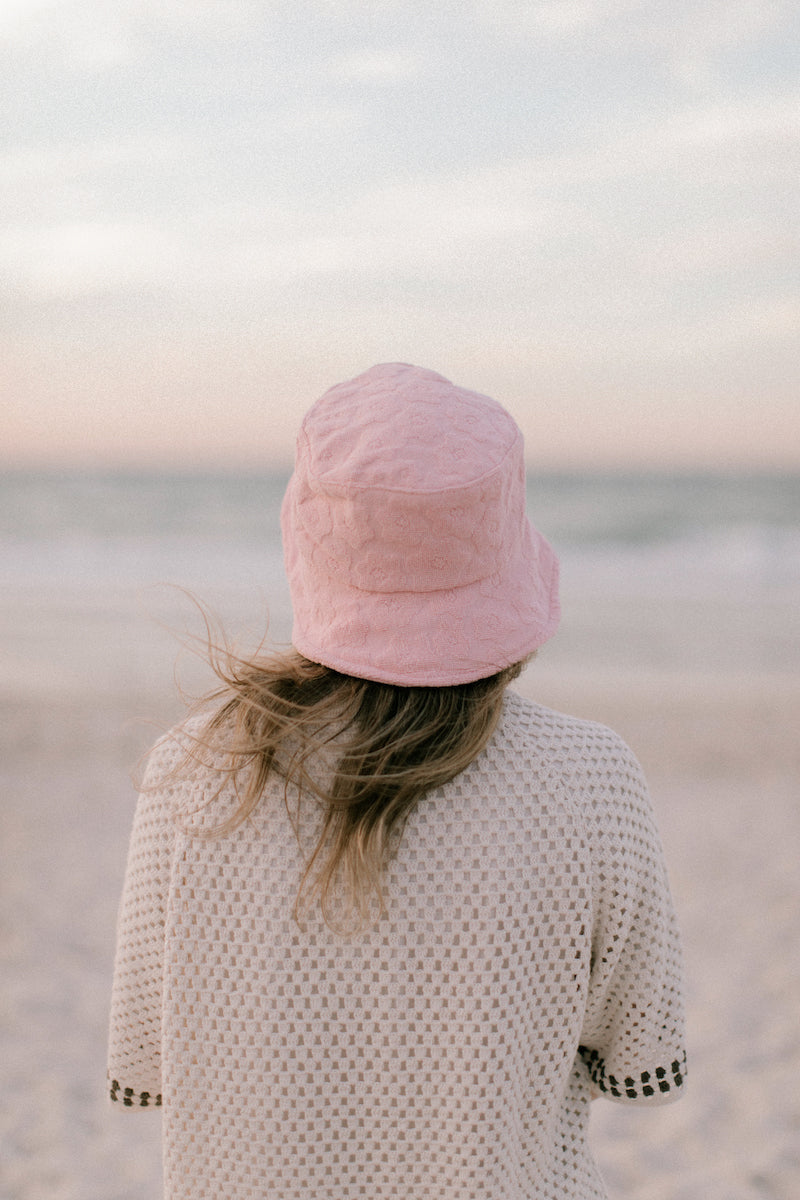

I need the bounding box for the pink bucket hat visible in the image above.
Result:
[281,363,559,686]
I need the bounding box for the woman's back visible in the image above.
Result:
[109,690,685,1200]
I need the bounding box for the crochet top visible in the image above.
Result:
[108,690,686,1200]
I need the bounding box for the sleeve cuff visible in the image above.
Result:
[109,1078,162,1108]
[578,1046,687,1104]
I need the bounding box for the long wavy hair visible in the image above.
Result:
[175,635,527,934]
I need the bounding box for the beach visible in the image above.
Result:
[2,470,799,1199]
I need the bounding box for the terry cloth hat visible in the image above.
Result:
[280,363,559,686]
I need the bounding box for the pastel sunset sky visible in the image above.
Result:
[3,0,799,469]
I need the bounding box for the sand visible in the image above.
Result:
[2,662,799,1199]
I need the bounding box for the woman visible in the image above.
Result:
[108,363,686,1199]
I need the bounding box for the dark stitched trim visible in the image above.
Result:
[109,1079,162,1107]
[579,1046,686,1099]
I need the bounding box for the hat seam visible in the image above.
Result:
[297,424,522,497]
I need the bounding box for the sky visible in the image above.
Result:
[2,0,799,470]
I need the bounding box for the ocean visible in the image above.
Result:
[1,468,799,703]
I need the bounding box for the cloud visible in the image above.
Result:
[0,95,365,224]
[3,82,795,309]
[330,49,422,82]
[0,220,179,297]
[0,0,136,69]
[653,93,800,149]
[738,295,800,342]
[0,0,269,48]
[344,169,567,261]
[471,0,797,51]
[0,134,180,181]
[472,0,636,38]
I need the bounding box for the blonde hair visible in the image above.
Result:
[177,642,526,934]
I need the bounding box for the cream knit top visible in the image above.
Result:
[108,690,686,1200]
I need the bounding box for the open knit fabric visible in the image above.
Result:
[108,690,686,1200]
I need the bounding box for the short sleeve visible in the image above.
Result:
[107,732,182,1109]
[577,731,687,1105]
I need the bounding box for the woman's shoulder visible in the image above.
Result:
[138,706,231,804]
[501,688,638,760]
[498,688,649,812]
[141,708,209,770]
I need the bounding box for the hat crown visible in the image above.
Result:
[299,363,520,493]
[289,364,525,594]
